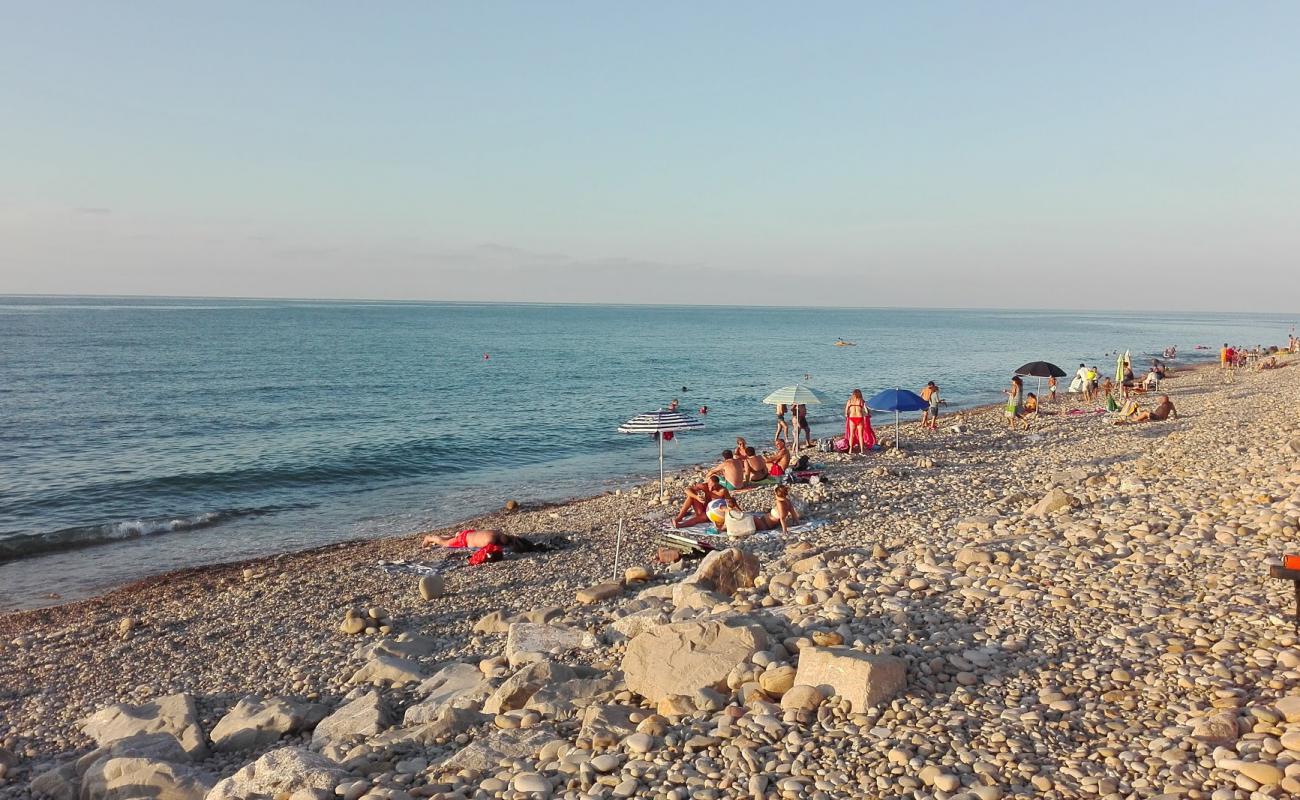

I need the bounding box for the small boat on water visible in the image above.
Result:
[834,339,856,347]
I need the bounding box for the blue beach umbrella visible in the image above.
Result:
[866,388,929,447]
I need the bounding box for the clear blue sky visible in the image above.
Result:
[2,2,1297,309]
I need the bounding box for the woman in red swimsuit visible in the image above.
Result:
[843,388,875,455]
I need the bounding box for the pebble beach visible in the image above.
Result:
[4,356,1300,800]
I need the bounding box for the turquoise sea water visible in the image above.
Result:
[0,296,1292,609]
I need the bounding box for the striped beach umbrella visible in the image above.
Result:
[618,410,705,497]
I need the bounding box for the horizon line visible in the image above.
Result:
[1,291,1296,319]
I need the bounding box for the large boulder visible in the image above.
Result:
[621,619,767,703]
[81,694,208,758]
[81,757,214,800]
[403,663,496,725]
[1027,488,1079,517]
[30,734,193,800]
[311,691,394,745]
[792,647,906,711]
[205,747,347,800]
[505,623,599,661]
[483,660,576,714]
[210,696,328,751]
[692,548,759,596]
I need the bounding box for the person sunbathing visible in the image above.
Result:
[422,528,533,550]
[751,486,799,533]
[673,476,729,528]
[1137,395,1177,422]
[1023,393,1038,415]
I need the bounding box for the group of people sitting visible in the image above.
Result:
[705,436,791,491]
[671,473,799,533]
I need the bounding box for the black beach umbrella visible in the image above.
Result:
[1014,361,1067,398]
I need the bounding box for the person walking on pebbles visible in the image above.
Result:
[1005,376,1028,430]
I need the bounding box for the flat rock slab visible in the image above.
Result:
[439,726,560,773]
[505,623,599,660]
[577,583,623,604]
[621,619,767,703]
[793,647,906,712]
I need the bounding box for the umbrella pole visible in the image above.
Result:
[658,435,665,499]
[895,410,900,449]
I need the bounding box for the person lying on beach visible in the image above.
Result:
[707,449,749,490]
[1024,393,1038,415]
[421,528,542,551]
[727,486,799,534]
[673,475,729,528]
[1113,395,1177,424]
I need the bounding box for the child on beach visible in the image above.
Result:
[1047,376,1057,404]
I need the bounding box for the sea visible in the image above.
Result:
[0,296,1292,610]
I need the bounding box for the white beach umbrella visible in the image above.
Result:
[618,410,705,498]
[763,383,828,448]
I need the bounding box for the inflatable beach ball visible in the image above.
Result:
[706,498,729,527]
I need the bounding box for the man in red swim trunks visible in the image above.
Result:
[422,528,528,550]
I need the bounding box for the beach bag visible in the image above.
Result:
[724,511,757,537]
[793,454,810,472]
[468,544,504,565]
[1106,396,1119,413]
[833,437,849,453]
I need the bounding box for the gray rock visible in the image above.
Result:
[205,747,347,800]
[312,691,394,745]
[403,663,495,725]
[483,660,577,714]
[525,676,622,719]
[210,696,328,752]
[346,654,424,686]
[80,693,208,759]
[81,756,214,800]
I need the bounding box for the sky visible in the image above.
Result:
[1,2,1298,310]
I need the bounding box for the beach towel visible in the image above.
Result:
[842,416,876,449]
[376,559,451,576]
[468,544,504,565]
